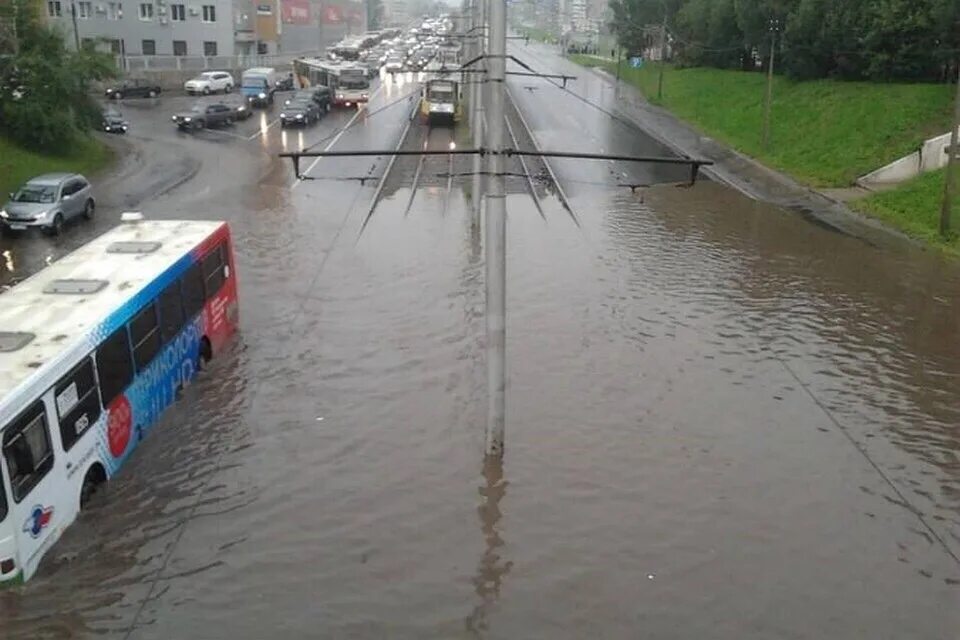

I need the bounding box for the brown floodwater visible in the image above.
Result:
[1,81,959,639]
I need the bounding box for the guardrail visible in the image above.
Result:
[116,52,314,72]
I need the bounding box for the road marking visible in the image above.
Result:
[290,83,386,190]
[246,117,280,140]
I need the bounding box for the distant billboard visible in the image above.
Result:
[321,5,343,23]
[282,0,311,24]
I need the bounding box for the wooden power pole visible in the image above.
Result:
[941,64,960,237]
[761,19,780,152]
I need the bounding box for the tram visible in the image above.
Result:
[420,77,462,124]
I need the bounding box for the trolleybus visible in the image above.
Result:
[293,58,371,107]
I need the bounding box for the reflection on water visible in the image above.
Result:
[465,456,512,637]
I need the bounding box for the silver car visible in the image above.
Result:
[0,173,95,235]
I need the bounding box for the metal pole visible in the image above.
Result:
[70,0,81,50]
[471,0,485,225]
[615,46,621,84]
[485,0,506,456]
[941,64,960,237]
[762,19,778,152]
[656,10,666,100]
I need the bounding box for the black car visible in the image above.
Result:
[275,73,296,91]
[284,87,332,115]
[101,107,128,134]
[105,79,162,99]
[279,98,320,127]
[172,103,235,130]
[221,95,253,120]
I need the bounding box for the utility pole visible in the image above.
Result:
[761,18,780,152]
[941,64,960,237]
[656,9,666,101]
[484,0,506,456]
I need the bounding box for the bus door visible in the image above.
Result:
[1,394,74,581]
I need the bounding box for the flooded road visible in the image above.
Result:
[2,55,960,639]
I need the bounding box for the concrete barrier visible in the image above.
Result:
[858,128,959,188]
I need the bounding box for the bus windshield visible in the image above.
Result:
[341,79,368,90]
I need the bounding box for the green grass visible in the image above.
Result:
[569,55,953,189]
[0,135,113,198]
[853,169,960,255]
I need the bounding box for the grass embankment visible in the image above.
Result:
[855,170,959,254]
[570,55,958,252]
[0,135,113,197]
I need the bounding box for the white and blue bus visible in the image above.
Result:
[0,218,239,584]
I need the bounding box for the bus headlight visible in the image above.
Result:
[258,92,266,99]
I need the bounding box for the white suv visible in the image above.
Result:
[184,71,235,95]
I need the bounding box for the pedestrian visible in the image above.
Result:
[611,48,615,59]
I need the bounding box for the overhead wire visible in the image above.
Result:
[300,84,420,153]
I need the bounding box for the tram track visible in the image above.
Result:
[504,85,579,225]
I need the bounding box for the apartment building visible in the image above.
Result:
[44,0,363,57]
[44,0,237,56]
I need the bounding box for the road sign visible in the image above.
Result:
[630,56,643,68]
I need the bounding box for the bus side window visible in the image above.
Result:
[97,327,134,405]
[202,244,226,299]
[158,280,185,345]
[181,262,206,320]
[130,303,162,372]
[54,357,102,450]
[2,403,55,502]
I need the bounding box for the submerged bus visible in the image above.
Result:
[0,218,239,584]
[293,58,370,107]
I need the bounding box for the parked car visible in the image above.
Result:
[171,103,236,130]
[0,173,95,235]
[104,79,162,99]
[221,94,253,120]
[101,106,128,134]
[280,98,321,127]
[184,71,235,95]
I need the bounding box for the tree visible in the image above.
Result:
[608,0,683,56]
[0,0,115,150]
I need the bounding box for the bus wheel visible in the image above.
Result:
[80,464,107,510]
[198,336,213,370]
